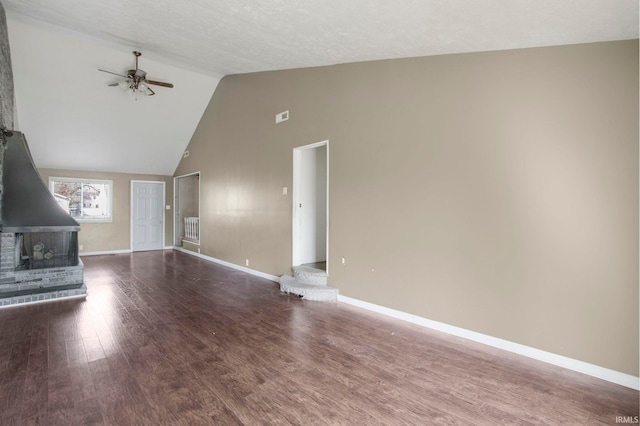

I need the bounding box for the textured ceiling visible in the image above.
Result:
[2,0,638,176]
[3,0,638,77]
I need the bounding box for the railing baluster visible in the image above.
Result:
[184,217,199,242]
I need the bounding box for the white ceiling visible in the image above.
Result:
[3,0,638,175]
[5,0,638,76]
[7,16,220,175]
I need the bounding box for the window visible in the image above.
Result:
[49,177,113,222]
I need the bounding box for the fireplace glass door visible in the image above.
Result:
[18,232,79,270]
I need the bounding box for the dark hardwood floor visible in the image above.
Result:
[0,250,637,425]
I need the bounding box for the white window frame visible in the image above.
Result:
[48,177,113,223]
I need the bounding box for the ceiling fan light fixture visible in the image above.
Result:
[100,51,173,99]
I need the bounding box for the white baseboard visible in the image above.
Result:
[80,249,132,256]
[338,295,639,391]
[173,246,279,282]
[80,247,175,257]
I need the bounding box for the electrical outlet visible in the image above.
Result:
[341,257,345,264]
[183,150,189,158]
[245,259,250,266]
[79,245,84,251]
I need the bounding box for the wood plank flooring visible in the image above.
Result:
[0,250,637,425]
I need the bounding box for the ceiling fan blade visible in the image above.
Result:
[98,69,129,78]
[147,80,174,88]
[107,82,120,87]
[148,87,156,96]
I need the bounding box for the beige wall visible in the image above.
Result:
[174,40,639,376]
[39,168,173,253]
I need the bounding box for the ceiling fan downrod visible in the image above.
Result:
[133,51,141,70]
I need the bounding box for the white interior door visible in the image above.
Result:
[131,181,165,252]
[293,141,328,267]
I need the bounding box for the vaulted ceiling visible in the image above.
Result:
[3,0,638,175]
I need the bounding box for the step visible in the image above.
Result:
[292,265,327,285]
[279,275,338,301]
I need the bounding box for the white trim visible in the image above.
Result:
[325,142,330,276]
[174,246,279,282]
[80,249,132,256]
[292,140,329,272]
[292,149,301,266]
[338,295,640,391]
[48,176,113,223]
[173,176,177,246]
[174,171,202,179]
[130,180,166,252]
[173,171,201,247]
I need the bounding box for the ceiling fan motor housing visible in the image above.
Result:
[128,69,147,79]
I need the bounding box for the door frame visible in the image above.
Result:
[173,171,201,247]
[292,140,329,273]
[130,180,166,252]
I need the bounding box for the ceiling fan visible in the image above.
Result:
[99,51,174,97]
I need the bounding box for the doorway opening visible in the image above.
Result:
[292,141,328,273]
[173,172,200,248]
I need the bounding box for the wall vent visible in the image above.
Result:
[276,110,289,124]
